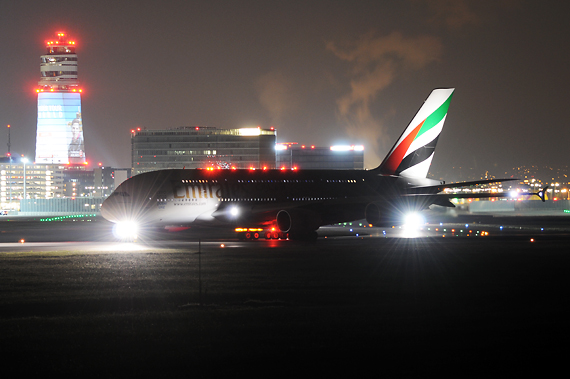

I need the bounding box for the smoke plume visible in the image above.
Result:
[327,31,443,167]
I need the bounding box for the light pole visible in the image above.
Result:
[21,157,28,201]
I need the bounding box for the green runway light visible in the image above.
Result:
[40,214,97,222]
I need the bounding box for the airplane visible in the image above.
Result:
[101,88,544,240]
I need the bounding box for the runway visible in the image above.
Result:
[1,218,570,375]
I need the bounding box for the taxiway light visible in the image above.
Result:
[220,244,225,248]
[20,239,25,243]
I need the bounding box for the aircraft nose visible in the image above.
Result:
[100,198,116,222]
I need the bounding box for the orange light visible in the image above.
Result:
[301,145,305,149]
[98,162,102,166]
[311,145,315,149]
[7,125,10,128]
[79,89,82,93]
[249,167,255,171]
[83,161,88,165]
[20,239,25,244]
[50,89,54,92]
[530,238,534,242]
[280,166,286,171]
[231,166,237,170]
[292,166,298,171]
[262,166,267,171]
[36,89,40,93]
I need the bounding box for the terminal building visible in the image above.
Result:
[276,143,364,170]
[131,126,277,175]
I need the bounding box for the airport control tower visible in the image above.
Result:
[35,31,85,164]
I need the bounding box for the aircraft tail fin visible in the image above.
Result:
[374,88,455,178]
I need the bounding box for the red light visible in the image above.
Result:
[231,166,237,170]
[301,145,305,149]
[280,166,286,170]
[136,127,141,131]
[195,127,199,130]
[270,127,274,130]
[79,89,82,93]
[131,129,135,133]
[6,153,11,157]
[311,145,315,149]
[292,166,298,171]
[263,166,267,171]
[249,167,255,171]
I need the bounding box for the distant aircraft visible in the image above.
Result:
[101,88,544,240]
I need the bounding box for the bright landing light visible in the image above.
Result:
[112,221,139,240]
[401,212,426,238]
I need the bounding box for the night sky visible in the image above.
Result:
[0,0,568,175]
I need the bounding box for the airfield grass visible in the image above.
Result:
[1,238,570,376]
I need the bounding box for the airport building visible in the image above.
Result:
[276,143,364,170]
[131,126,277,175]
[0,161,65,210]
[35,31,85,165]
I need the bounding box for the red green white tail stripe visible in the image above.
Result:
[377,88,454,178]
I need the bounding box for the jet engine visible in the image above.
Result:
[365,202,400,227]
[276,209,322,233]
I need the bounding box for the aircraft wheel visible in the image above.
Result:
[253,232,260,239]
[265,232,271,239]
[245,232,252,239]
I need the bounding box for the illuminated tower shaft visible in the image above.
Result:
[35,31,85,164]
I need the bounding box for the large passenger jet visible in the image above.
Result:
[101,88,542,240]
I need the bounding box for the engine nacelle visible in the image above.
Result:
[276,209,322,233]
[365,202,399,227]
